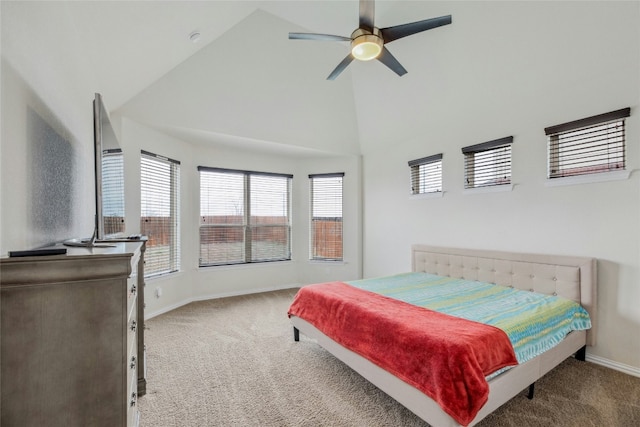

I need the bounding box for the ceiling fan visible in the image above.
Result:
[289,0,452,80]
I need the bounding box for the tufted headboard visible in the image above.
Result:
[412,245,597,346]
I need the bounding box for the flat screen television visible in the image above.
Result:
[65,93,125,247]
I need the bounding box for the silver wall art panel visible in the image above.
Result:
[27,107,75,243]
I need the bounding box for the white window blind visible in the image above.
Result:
[309,173,344,261]
[462,137,513,189]
[408,154,442,195]
[140,151,180,277]
[199,167,292,266]
[101,149,125,235]
[545,108,630,179]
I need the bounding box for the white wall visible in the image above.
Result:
[361,2,640,371]
[1,2,97,253]
[118,119,362,318]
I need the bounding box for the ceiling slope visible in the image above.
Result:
[64,0,260,110]
[117,8,362,156]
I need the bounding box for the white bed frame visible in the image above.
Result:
[290,245,597,426]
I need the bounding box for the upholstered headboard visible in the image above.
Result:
[412,245,597,346]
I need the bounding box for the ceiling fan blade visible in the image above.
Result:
[380,15,452,44]
[359,0,375,32]
[289,32,351,42]
[327,54,355,80]
[377,47,407,77]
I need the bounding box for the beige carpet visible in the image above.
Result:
[138,289,640,426]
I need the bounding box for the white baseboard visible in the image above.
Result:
[145,299,191,320]
[586,353,640,378]
[191,283,300,303]
[144,283,301,320]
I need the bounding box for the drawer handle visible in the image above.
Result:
[130,392,137,407]
[131,284,137,295]
[130,356,137,370]
[130,321,137,332]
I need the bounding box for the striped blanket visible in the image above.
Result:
[347,272,592,364]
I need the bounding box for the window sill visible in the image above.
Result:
[198,260,294,271]
[145,270,183,282]
[463,184,514,195]
[545,170,631,187]
[410,191,444,199]
[308,260,347,265]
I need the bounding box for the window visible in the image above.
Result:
[140,150,180,277]
[408,154,442,194]
[545,108,630,179]
[309,173,344,261]
[462,136,513,189]
[101,149,125,235]
[199,167,292,266]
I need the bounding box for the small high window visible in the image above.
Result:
[409,154,443,195]
[462,137,513,189]
[545,108,630,179]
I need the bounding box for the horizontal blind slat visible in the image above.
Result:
[410,157,442,194]
[141,151,180,277]
[464,144,511,189]
[310,175,343,260]
[199,169,291,266]
[548,118,626,179]
[101,152,125,234]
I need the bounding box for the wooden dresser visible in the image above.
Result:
[1,242,144,427]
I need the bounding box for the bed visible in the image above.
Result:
[288,245,597,426]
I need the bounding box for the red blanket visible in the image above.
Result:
[288,282,518,426]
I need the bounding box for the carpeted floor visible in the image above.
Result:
[138,289,640,426]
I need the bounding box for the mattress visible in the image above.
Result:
[346,272,592,365]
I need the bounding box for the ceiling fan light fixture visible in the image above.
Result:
[351,29,383,61]
[289,0,453,80]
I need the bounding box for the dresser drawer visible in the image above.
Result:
[127,302,137,360]
[127,338,138,384]
[127,290,137,331]
[126,308,137,427]
[127,365,139,427]
[127,275,137,320]
[127,318,138,427]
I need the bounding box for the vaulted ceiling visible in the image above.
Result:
[3,1,459,156]
[4,1,632,157]
[109,0,460,157]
